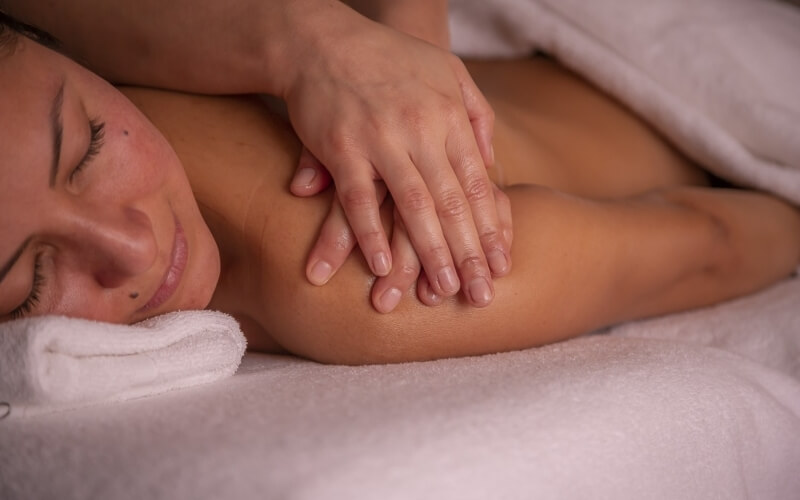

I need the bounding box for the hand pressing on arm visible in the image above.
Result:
[302,175,513,313]
[288,1,509,309]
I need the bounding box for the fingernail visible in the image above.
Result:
[488,249,509,275]
[468,277,493,306]
[293,167,316,189]
[379,287,402,313]
[437,267,460,295]
[373,252,391,276]
[308,260,333,285]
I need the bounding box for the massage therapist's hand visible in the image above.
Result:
[285,10,509,307]
[293,162,513,313]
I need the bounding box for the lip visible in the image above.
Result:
[139,217,188,313]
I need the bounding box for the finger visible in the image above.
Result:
[446,119,511,283]
[491,183,513,277]
[306,183,389,286]
[416,147,496,307]
[376,152,460,298]
[371,208,422,313]
[416,272,443,307]
[334,162,393,277]
[291,147,332,196]
[451,56,496,169]
[305,196,357,286]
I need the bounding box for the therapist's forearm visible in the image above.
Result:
[342,0,450,49]
[0,0,361,96]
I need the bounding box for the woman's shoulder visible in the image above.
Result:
[119,87,297,157]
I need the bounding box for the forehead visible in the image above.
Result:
[0,39,64,170]
[0,36,63,123]
[0,39,65,225]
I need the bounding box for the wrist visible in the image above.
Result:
[262,0,369,98]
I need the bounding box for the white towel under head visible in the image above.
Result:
[0,310,246,418]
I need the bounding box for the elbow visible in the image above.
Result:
[273,293,424,366]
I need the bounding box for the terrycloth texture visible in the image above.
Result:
[2,332,800,500]
[609,274,800,379]
[0,310,246,418]
[450,0,800,203]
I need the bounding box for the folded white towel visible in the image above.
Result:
[0,310,246,418]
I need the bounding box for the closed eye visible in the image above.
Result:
[69,118,105,182]
[9,253,45,320]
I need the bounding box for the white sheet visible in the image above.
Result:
[450,0,800,203]
[2,327,800,499]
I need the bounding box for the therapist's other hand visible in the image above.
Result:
[295,166,514,313]
[372,183,513,313]
[285,16,508,307]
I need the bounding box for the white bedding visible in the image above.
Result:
[2,321,800,499]
[2,0,800,498]
[451,0,800,204]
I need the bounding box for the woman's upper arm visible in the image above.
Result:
[267,182,792,366]
[259,185,717,365]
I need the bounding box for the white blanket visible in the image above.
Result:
[451,0,800,203]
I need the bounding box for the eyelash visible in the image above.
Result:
[10,254,45,320]
[69,118,105,181]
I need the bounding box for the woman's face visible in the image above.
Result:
[0,36,220,324]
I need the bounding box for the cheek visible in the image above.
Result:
[117,126,171,193]
[49,272,131,324]
[91,121,184,204]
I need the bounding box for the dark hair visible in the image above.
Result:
[0,10,60,55]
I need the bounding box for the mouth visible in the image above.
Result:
[139,217,188,313]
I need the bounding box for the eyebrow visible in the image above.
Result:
[0,237,33,285]
[0,81,65,286]
[49,79,65,187]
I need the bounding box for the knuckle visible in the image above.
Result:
[359,227,385,246]
[331,230,354,252]
[399,186,433,214]
[425,243,452,268]
[339,187,375,212]
[478,226,504,245]
[398,105,426,131]
[323,127,358,160]
[397,263,421,280]
[457,254,487,275]
[436,190,469,221]
[440,99,463,124]
[462,176,493,203]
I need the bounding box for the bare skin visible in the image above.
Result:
[124,57,800,365]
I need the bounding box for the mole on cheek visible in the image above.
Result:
[123,130,129,136]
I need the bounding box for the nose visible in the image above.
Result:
[58,205,159,288]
